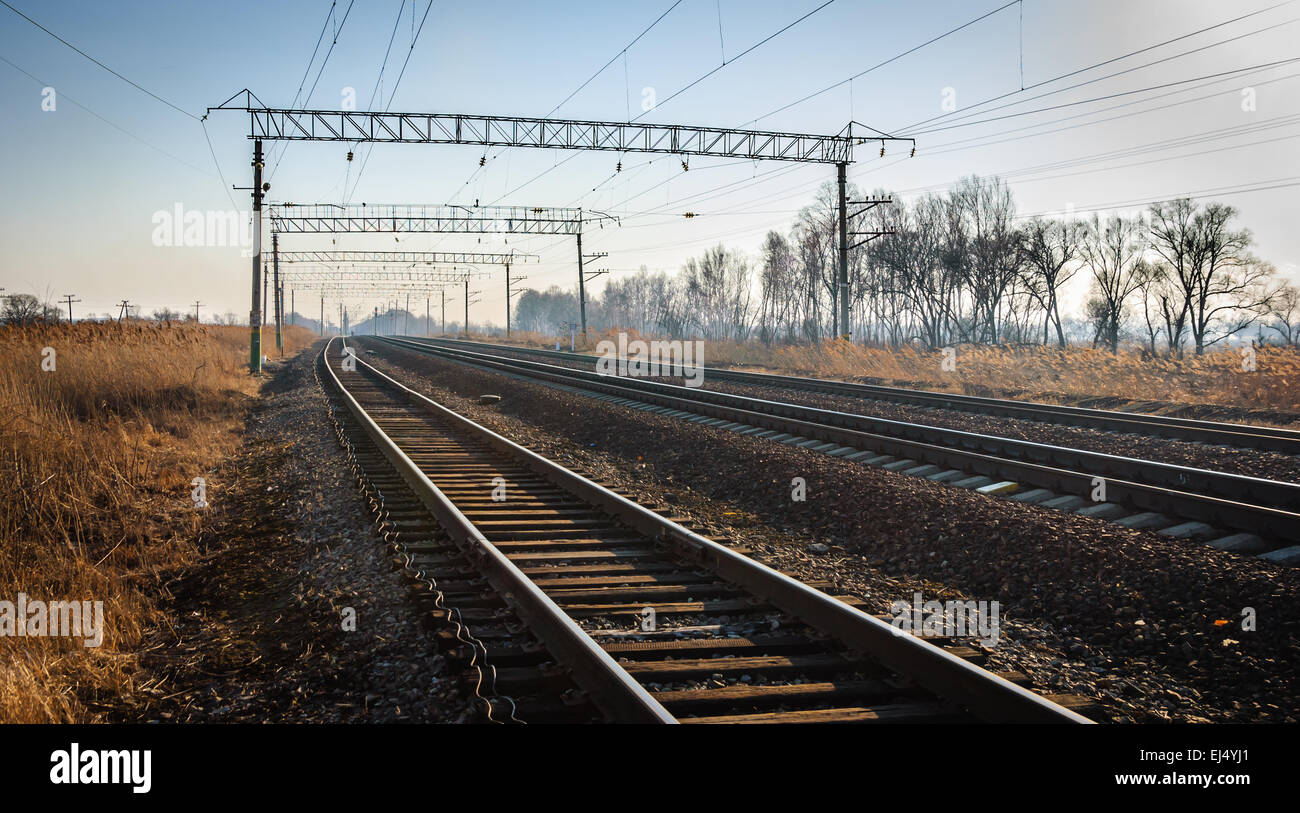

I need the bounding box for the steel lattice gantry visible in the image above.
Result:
[275,250,536,264]
[270,204,615,338]
[269,204,590,235]
[278,265,488,281]
[210,90,914,370]
[280,264,484,338]
[239,107,854,163]
[290,277,456,338]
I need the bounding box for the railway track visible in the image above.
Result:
[423,337,1300,454]
[367,335,1300,563]
[320,338,1092,723]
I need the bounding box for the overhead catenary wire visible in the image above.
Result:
[267,0,339,179]
[480,1,841,207]
[894,0,1298,132]
[344,0,436,203]
[901,16,1300,135]
[0,0,199,119]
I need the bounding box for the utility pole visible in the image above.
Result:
[248,139,264,372]
[405,292,410,336]
[842,193,895,342]
[425,295,430,336]
[192,300,204,323]
[576,216,589,341]
[320,294,324,336]
[273,233,283,352]
[290,288,295,326]
[441,288,446,335]
[60,294,81,324]
[462,279,481,337]
[117,300,130,322]
[577,222,608,344]
[506,261,527,337]
[836,161,849,341]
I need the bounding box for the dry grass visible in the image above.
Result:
[0,320,314,722]
[465,329,1300,416]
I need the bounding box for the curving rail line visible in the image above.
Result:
[320,338,1092,723]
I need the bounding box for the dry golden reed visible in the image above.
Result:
[0,320,313,722]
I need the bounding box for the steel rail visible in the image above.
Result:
[324,337,676,723]
[377,336,1300,542]
[341,338,1089,723]
[420,337,1300,454]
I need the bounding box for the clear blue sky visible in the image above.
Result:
[1,0,1296,325]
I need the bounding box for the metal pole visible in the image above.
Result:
[405,293,410,336]
[441,288,446,335]
[426,296,430,336]
[250,139,263,373]
[291,288,295,326]
[505,261,511,336]
[463,278,469,337]
[837,161,850,341]
[273,233,283,352]
[320,294,324,336]
[576,219,587,341]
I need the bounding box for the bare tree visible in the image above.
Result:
[1147,199,1272,355]
[1017,217,1084,346]
[948,175,1020,343]
[2,294,61,326]
[1132,258,1171,355]
[1079,212,1146,351]
[1266,282,1300,345]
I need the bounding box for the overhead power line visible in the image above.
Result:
[908,57,1300,135]
[741,0,1021,126]
[896,0,1298,132]
[905,13,1299,134]
[0,0,198,119]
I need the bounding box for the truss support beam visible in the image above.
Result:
[275,250,535,265]
[231,107,854,163]
[269,204,603,235]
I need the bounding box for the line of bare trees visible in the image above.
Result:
[515,174,1298,354]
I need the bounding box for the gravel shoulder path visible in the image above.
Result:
[108,343,476,723]
[357,337,1299,723]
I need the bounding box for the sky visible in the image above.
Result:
[1,0,1297,328]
